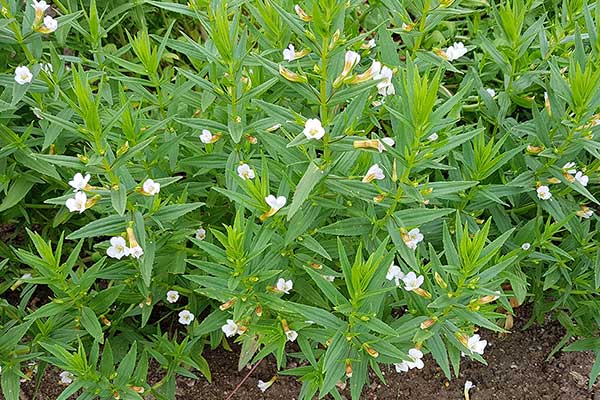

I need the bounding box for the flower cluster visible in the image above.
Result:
[106,228,144,260]
[32,1,58,34]
[386,264,429,297]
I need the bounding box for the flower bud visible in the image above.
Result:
[373,194,385,203]
[345,359,353,378]
[420,317,437,329]
[245,135,258,144]
[255,304,263,317]
[219,298,236,311]
[117,141,129,157]
[294,4,312,21]
[477,294,500,305]
[544,92,551,116]
[309,262,322,270]
[526,145,543,154]
[131,386,145,394]
[456,332,469,347]
[329,29,341,50]
[433,272,446,289]
[101,315,111,326]
[85,195,101,210]
[279,65,308,83]
[413,288,432,299]
[266,124,281,132]
[49,144,56,155]
[363,344,379,358]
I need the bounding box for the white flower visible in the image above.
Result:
[68,173,90,192]
[265,195,286,211]
[41,15,58,32]
[341,50,361,76]
[303,118,325,140]
[427,132,439,141]
[386,263,405,287]
[406,348,424,369]
[178,310,194,325]
[323,275,335,282]
[283,44,296,62]
[14,66,33,85]
[377,137,395,152]
[577,207,594,219]
[485,88,496,97]
[466,334,487,355]
[444,42,468,61]
[276,278,293,294]
[59,371,73,385]
[166,290,179,303]
[142,178,160,195]
[106,237,129,259]
[65,191,87,213]
[362,164,385,183]
[394,361,410,373]
[521,242,531,251]
[21,273,32,280]
[129,245,144,259]
[562,162,576,174]
[195,228,206,240]
[285,329,298,342]
[221,319,240,337]
[536,185,552,200]
[31,0,50,13]
[394,348,424,372]
[403,228,424,250]
[402,271,424,292]
[237,163,255,180]
[257,379,274,392]
[199,129,214,144]
[373,65,395,96]
[367,38,376,48]
[574,171,589,186]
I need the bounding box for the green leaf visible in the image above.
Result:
[66,215,128,240]
[0,179,35,212]
[80,306,104,343]
[288,161,325,221]
[320,217,371,236]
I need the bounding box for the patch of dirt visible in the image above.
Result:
[18,307,599,400]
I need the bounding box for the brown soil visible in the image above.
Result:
[16,307,599,400]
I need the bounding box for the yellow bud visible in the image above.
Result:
[364,344,379,358]
[526,145,544,154]
[219,298,236,311]
[420,318,437,330]
[434,272,447,289]
[116,141,129,157]
[413,288,432,299]
[478,294,500,305]
[345,359,353,378]
[294,4,312,21]
[279,65,308,83]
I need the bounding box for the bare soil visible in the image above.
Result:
[15,306,599,400]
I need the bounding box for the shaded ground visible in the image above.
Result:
[17,306,599,400]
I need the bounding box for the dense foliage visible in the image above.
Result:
[1,0,599,399]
